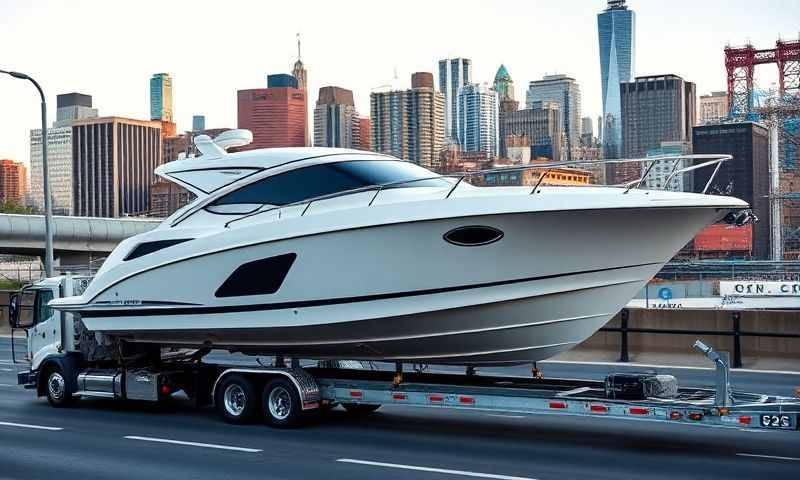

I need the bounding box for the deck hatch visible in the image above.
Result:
[215,253,297,298]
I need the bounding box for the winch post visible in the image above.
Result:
[693,340,732,407]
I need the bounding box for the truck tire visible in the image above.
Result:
[262,378,303,428]
[215,374,257,424]
[44,365,75,408]
[342,403,381,415]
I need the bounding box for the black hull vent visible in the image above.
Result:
[443,226,504,247]
[215,253,297,298]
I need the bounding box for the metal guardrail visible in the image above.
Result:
[222,154,734,229]
[601,308,800,368]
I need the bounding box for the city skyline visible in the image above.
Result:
[1,0,798,165]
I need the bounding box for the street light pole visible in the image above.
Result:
[1,69,54,277]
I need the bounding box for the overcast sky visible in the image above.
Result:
[1,0,798,166]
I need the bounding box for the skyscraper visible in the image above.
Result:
[237,75,308,150]
[494,65,519,159]
[192,115,206,132]
[0,159,27,205]
[526,74,581,161]
[371,72,445,168]
[698,91,729,125]
[150,73,173,122]
[438,58,472,141]
[292,34,310,147]
[358,117,371,151]
[502,101,563,162]
[314,86,360,148]
[72,117,162,217]
[693,122,769,258]
[597,0,635,159]
[457,83,499,160]
[30,92,98,215]
[619,74,696,184]
[581,116,594,147]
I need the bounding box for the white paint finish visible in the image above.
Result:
[736,453,800,462]
[337,459,538,480]
[540,360,800,376]
[124,436,262,453]
[0,421,63,431]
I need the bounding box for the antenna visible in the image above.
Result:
[296,33,301,61]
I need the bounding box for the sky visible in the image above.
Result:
[1,0,798,166]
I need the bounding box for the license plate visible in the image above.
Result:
[760,414,793,429]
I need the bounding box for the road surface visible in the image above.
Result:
[0,337,798,479]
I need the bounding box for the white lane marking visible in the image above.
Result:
[736,453,800,462]
[541,359,800,375]
[124,436,262,453]
[0,421,63,431]
[0,368,14,372]
[337,459,537,480]
[0,384,16,387]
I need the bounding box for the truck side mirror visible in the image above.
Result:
[8,294,19,328]
[9,292,34,329]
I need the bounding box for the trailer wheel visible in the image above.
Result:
[342,403,381,415]
[215,374,257,424]
[44,365,75,408]
[262,378,303,428]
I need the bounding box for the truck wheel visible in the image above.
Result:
[215,374,257,424]
[44,365,75,408]
[262,378,303,428]
[342,403,381,415]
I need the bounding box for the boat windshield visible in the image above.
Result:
[208,160,449,211]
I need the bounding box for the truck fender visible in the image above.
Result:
[35,353,82,398]
[211,368,320,411]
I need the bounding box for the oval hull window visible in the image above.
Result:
[443,226,504,247]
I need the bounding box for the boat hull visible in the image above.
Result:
[67,204,733,365]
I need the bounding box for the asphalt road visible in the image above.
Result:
[0,337,799,480]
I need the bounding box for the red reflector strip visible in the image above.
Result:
[590,404,609,413]
[429,395,444,403]
[549,402,567,409]
[688,413,703,421]
[669,411,683,420]
[459,396,475,405]
[392,393,407,401]
[349,390,363,398]
[302,401,319,410]
[739,415,752,425]
[629,407,649,415]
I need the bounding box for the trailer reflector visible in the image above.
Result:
[669,411,683,420]
[738,415,752,425]
[549,402,567,409]
[629,407,649,415]
[459,396,475,405]
[392,393,407,401]
[590,404,609,414]
[688,412,703,421]
[349,390,363,398]
[429,395,444,403]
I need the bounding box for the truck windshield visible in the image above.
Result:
[209,160,449,209]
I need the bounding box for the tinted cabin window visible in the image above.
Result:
[210,160,448,208]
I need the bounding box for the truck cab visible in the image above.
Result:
[8,275,92,405]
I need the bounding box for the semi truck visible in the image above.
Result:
[8,275,800,431]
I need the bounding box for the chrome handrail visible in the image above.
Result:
[220,154,734,229]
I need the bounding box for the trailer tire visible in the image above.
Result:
[342,403,381,415]
[44,364,75,408]
[215,374,257,424]
[262,378,303,428]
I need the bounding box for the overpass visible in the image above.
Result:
[0,213,161,268]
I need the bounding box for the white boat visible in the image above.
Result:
[50,130,750,365]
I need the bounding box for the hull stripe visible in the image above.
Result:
[76,262,659,318]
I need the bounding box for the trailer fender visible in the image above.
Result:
[211,368,320,411]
